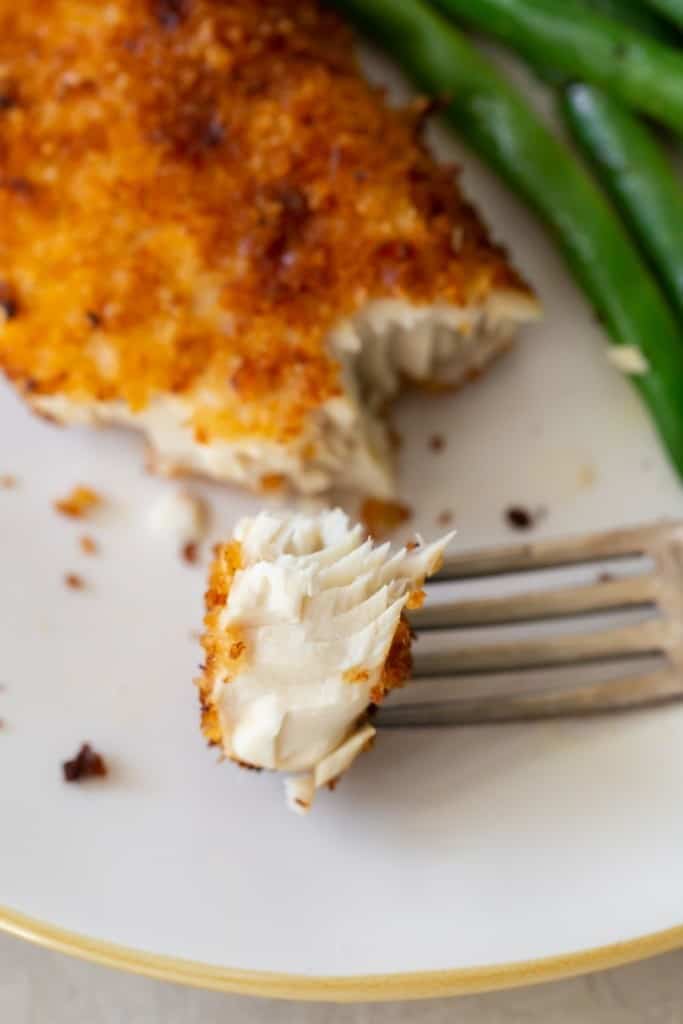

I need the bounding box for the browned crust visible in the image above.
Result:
[197,539,243,746]
[0,0,532,447]
[370,616,414,704]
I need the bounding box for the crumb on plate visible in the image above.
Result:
[148,489,208,551]
[79,535,98,555]
[182,541,199,565]
[54,486,102,519]
[607,346,650,376]
[360,497,412,539]
[504,505,545,531]
[62,742,107,782]
[64,572,85,590]
[428,434,446,452]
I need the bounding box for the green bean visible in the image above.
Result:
[563,84,683,323]
[643,0,683,29]
[330,0,683,476]
[582,0,674,40]
[530,0,674,85]
[526,0,683,318]
[430,0,683,134]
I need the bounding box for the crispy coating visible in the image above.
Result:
[0,0,531,444]
[371,617,414,704]
[198,539,243,745]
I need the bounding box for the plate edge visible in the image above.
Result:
[2,904,682,1002]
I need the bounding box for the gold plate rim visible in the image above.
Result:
[2,904,682,1002]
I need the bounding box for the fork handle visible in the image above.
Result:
[375,668,683,727]
[435,521,680,580]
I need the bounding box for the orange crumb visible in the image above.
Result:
[406,588,426,610]
[54,486,102,519]
[79,535,98,555]
[0,474,17,489]
[361,498,412,539]
[182,541,199,565]
[64,572,85,590]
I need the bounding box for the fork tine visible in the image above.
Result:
[411,575,659,629]
[375,668,683,727]
[411,619,676,677]
[435,520,680,581]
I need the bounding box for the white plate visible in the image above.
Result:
[2,48,683,1002]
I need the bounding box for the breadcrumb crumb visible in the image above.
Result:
[55,486,102,519]
[182,541,199,565]
[505,506,533,530]
[505,505,546,531]
[148,489,208,550]
[360,498,412,539]
[62,743,107,782]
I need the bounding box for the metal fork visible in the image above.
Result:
[375,520,683,728]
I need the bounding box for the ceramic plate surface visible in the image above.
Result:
[2,46,683,1001]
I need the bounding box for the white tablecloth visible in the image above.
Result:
[2,932,682,1022]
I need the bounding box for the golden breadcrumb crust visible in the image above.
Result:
[370,616,414,704]
[0,0,530,445]
[198,539,243,745]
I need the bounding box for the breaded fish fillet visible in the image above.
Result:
[198,508,453,812]
[0,0,538,495]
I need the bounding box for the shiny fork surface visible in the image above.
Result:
[375,520,683,728]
